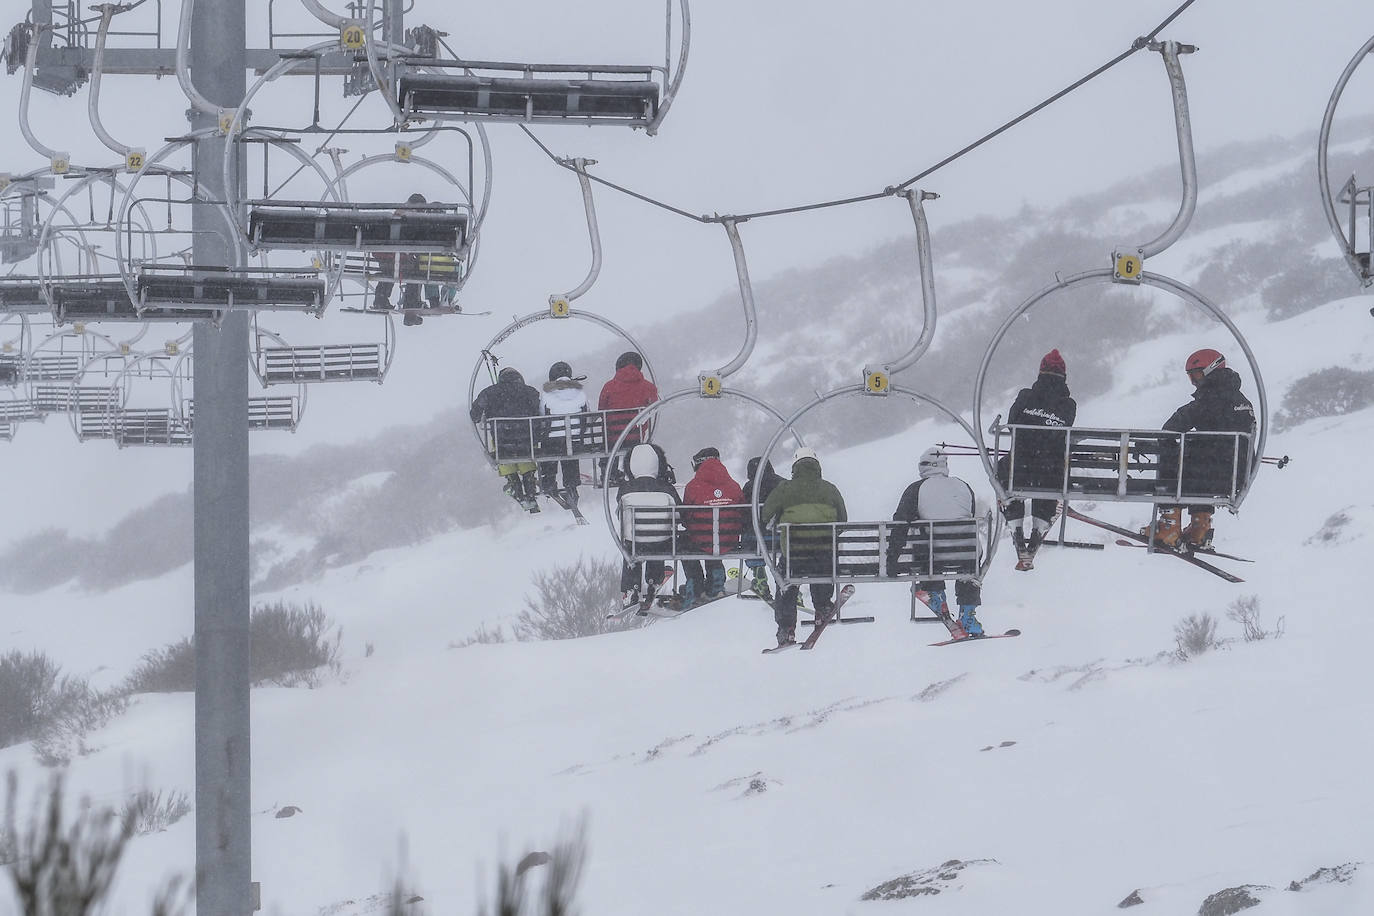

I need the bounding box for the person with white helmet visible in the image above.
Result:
[759,446,847,649]
[889,446,984,636]
[615,442,681,610]
[1148,348,1256,550]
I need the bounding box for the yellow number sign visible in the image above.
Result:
[699,375,723,398]
[341,23,366,50]
[125,150,145,172]
[549,298,571,317]
[1114,252,1143,282]
[865,369,890,394]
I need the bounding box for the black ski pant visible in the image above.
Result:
[539,458,580,494]
[620,559,666,595]
[919,577,980,608]
[1003,498,1058,526]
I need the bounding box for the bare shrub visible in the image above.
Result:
[31,685,127,768]
[451,623,509,649]
[123,602,342,694]
[0,652,60,748]
[1226,595,1284,643]
[477,819,588,916]
[120,789,191,836]
[250,601,341,687]
[1273,367,1374,431]
[0,652,126,765]
[515,556,637,641]
[123,638,194,695]
[2,771,189,915]
[1174,613,1220,659]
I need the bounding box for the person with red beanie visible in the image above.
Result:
[596,351,659,487]
[998,348,1076,569]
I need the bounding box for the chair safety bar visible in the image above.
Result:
[184,396,301,432]
[481,409,652,463]
[621,505,759,562]
[338,251,467,285]
[247,201,469,254]
[259,343,384,384]
[113,409,192,447]
[397,65,659,127]
[773,519,982,585]
[997,425,1252,507]
[138,266,326,313]
[1337,176,1373,280]
[34,384,119,414]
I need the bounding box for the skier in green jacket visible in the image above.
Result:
[760,447,847,648]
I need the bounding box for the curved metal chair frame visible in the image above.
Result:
[1318,32,1374,288]
[391,0,691,135]
[752,385,1002,595]
[171,348,308,435]
[973,44,1269,523]
[251,314,395,386]
[598,387,802,568]
[467,306,657,472]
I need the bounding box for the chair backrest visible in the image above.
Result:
[620,494,678,550]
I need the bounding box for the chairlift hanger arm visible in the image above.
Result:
[552,158,602,306]
[876,190,939,379]
[712,218,757,380]
[1132,40,1197,260]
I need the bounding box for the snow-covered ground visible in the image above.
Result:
[4,296,1374,914]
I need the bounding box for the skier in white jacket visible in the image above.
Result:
[538,361,589,501]
[887,447,985,635]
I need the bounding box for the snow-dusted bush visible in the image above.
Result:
[451,623,508,649]
[120,789,191,836]
[0,652,125,764]
[515,555,639,641]
[1273,367,1374,431]
[1226,595,1283,643]
[2,773,188,915]
[124,601,341,693]
[1173,613,1220,659]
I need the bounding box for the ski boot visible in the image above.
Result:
[1027,519,1050,557]
[775,626,796,649]
[925,590,949,617]
[1012,528,1032,571]
[958,605,984,637]
[750,574,773,603]
[519,471,542,513]
[620,588,641,611]
[706,567,728,599]
[501,474,520,501]
[561,486,579,507]
[1182,510,1214,551]
[1143,507,1183,550]
[678,579,700,612]
[813,600,835,626]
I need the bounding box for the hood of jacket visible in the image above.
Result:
[611,364,647,385]
[689,457,736,490]
[543,376,584,393]
[917,447,948,479]
[628,443,661,479]
[1031,372,1070,399]
[791,456,822,480]
[1194,366,1244,398]
[498,368,525,387]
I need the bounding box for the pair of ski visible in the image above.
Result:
[543,490,589,525]
[760,584,859,653]
[913,590,1021,646]
[1064,507,1248,583]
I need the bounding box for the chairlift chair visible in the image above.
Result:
[972,43,1269,550]
[1318,32,1374,288]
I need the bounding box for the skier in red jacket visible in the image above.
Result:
[597,351,659,487]
[679,447,745,610]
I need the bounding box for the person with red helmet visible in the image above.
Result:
[998,348,1076,569]
[597,351,659,488]
[678,447,746,610]
[1147,348,1256,550]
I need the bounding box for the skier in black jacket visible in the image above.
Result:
[470,367,542,509]
[999,349,1076,566]
[1149,348,1256,550]
[741,457,785,600]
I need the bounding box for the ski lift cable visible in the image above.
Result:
[520,0,1203,227]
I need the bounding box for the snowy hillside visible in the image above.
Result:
[3,293,1372,914]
